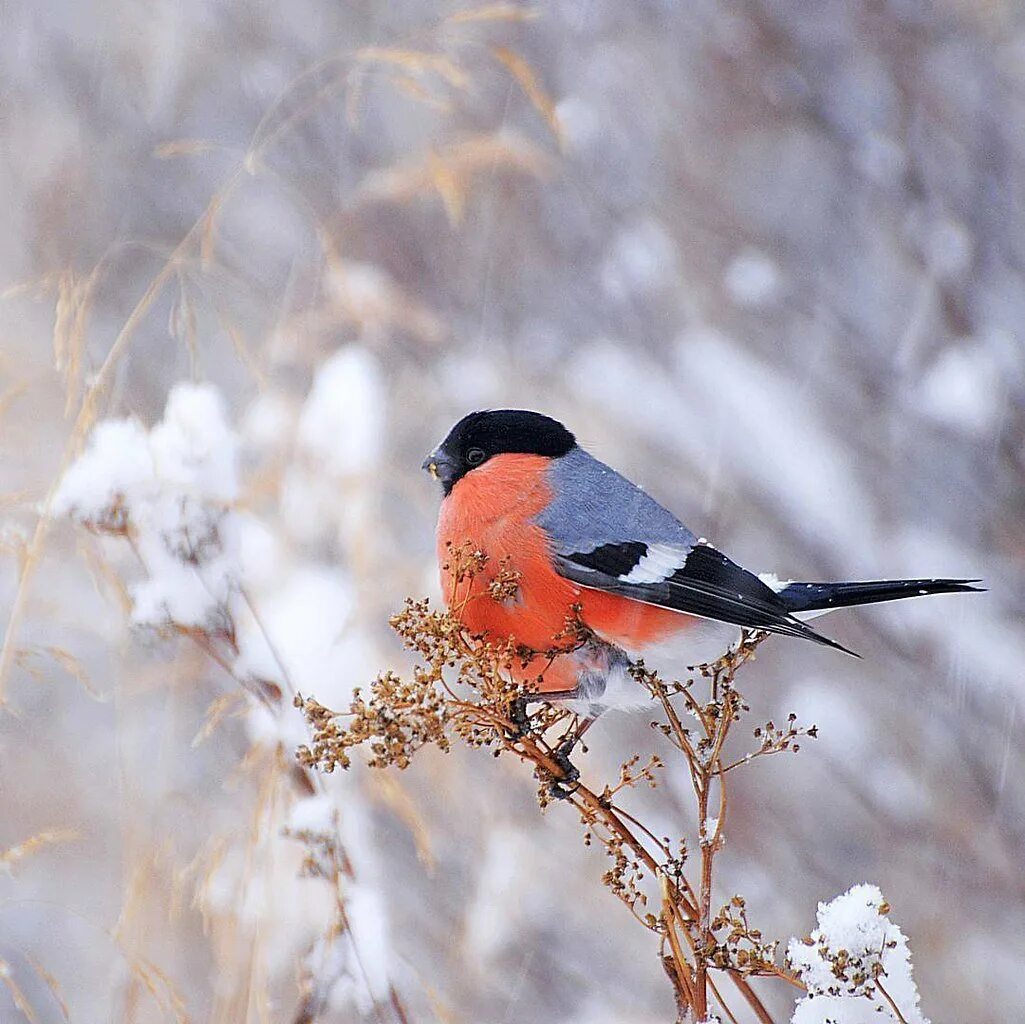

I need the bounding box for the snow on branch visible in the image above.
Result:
[787,884,928,1024]
[53,382,241,631]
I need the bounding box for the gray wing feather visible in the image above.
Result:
[535,448,696,555]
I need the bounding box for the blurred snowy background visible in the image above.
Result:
[1,1,1024,1021]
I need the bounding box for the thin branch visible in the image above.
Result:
[877,979,911,1024]
[728,972,776,1024]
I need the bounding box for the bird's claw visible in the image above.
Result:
[548,779,579,800]
[547,737,581,800]
[506,696,530,738]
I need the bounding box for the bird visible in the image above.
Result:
[422,409,981,722]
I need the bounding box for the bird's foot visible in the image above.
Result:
[505,696,530,739]
[547,737,581,800]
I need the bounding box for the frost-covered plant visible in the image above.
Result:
[54,383,242,632]
[787,885,928,1024]
[54,381,409,1023]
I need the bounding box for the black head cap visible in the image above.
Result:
[422,409,576,494]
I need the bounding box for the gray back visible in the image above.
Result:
[535,447,696,555]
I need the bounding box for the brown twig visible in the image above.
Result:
[296,565,810,1024]
[877,979,911,1024]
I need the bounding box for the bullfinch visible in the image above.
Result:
[422,409,981,717]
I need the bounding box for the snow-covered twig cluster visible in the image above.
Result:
[787,885,927,1024]
[54,376,409,1023]
[54,383,242,633]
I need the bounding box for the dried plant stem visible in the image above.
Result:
[729,972,776,1024]
[877,980,911,1024]
[296,560,825,1024]
[708,974,742,1024]
[661,876,697,1011]
[73,519,410,1022]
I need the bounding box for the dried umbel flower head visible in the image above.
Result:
[296,593,571,779]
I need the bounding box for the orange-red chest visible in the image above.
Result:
[437,454,572,653]
[436,454,687,680]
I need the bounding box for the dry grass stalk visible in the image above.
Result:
[0,960,40,1024]
[490,45,564,146]
[0,13,558,709]
[445,4,540,25]
[25,956,70,1023]
[66,509,412,1023]
[0,829,79,873]
[356,133,552,226]
[298,542,816,1022]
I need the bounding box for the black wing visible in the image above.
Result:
[555,541,858,656]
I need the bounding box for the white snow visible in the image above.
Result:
[758,572,792,593]
[915,343,1002,439]
[52,418,156,522]
[148,383,238,502]
[700,817,720,846]
[724,249,782,307]
[234,513,283,590]
[129,524,237,628]
[339,883,392,1003]
[788,884,929,1024]
[601,218,679,300]
[284,344,388,549]
[554,94,602,150]
[235,563,369,747]
[296,345,386,477]
[55,383,243,630]
[241,390,294,450]
[288,793,337,834]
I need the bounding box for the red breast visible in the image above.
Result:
[437,453,695,692]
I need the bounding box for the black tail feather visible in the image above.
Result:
[788,622,861,658]
[778,578,984,615]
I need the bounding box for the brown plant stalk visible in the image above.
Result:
[74,513,411,1024]
[297,542,816,1022]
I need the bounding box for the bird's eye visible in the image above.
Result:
[466,447,486,465]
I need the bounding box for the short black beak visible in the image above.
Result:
[421,448,458,486]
